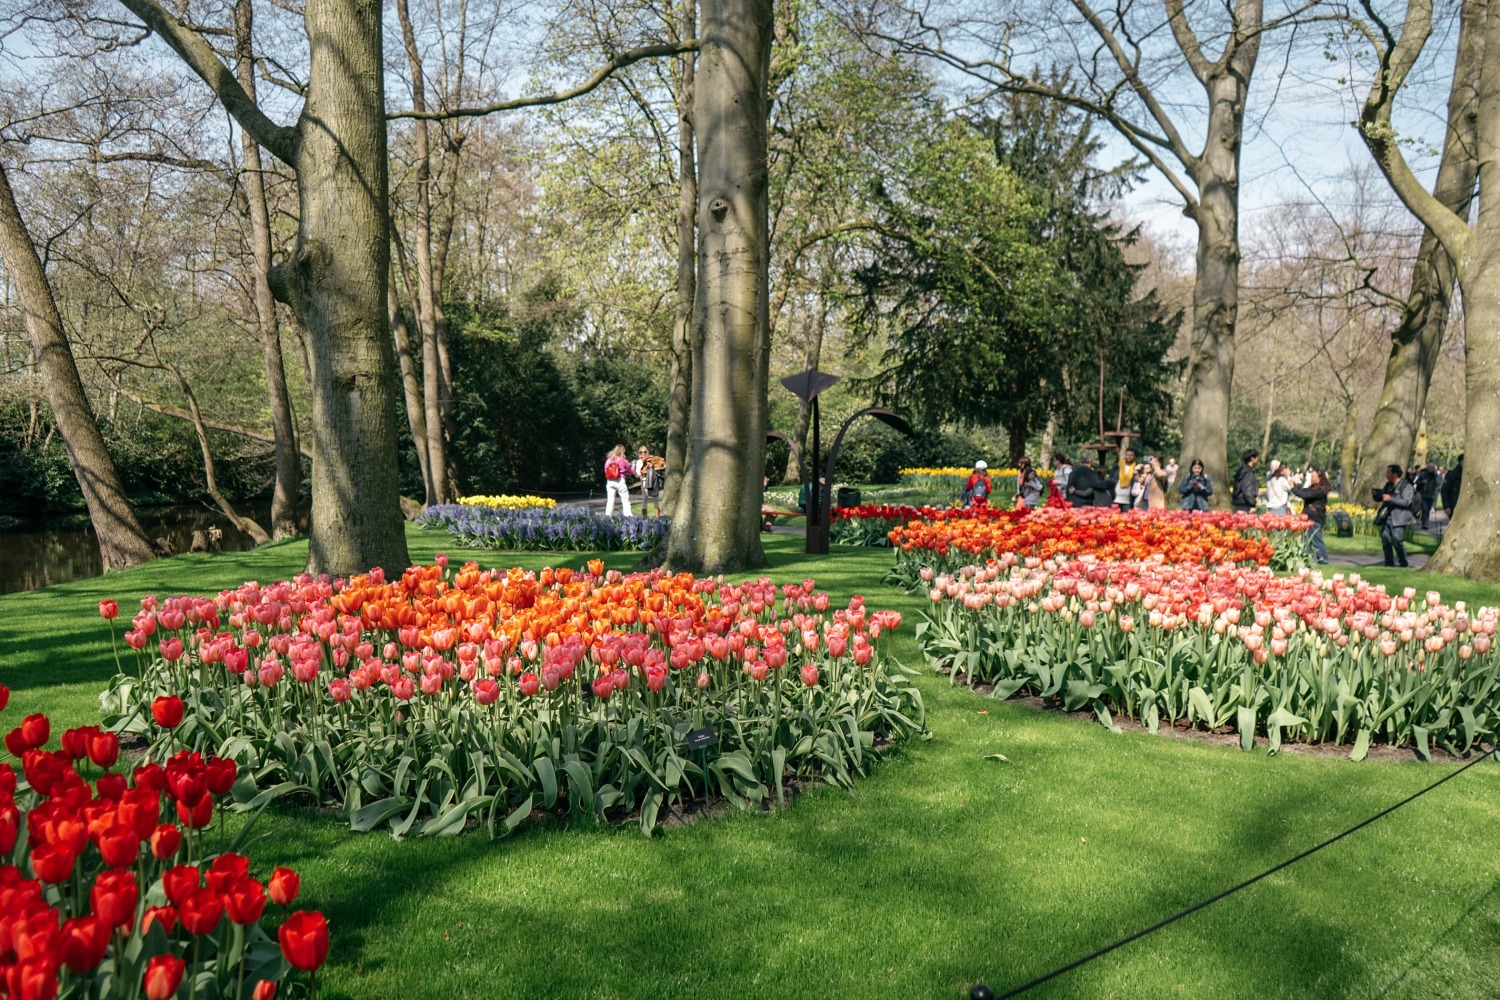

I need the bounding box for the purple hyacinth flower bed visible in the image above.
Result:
[418,504,670,551]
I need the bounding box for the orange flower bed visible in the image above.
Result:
[889,507,1300,567]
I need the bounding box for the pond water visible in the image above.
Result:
[0,504,290,596]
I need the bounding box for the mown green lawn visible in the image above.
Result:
[4,527,1500,999]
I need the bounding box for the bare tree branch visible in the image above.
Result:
[115,0,298,164]
[388,39,700,120]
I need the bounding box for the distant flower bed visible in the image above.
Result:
[898,466,1052,479]
[420,504,668,551]
[456,494,557,510]
[886,507,1310,583]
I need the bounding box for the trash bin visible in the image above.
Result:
[835,487,862,509]
[1331,510,1353,537]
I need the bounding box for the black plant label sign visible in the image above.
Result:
[684,726,718,752]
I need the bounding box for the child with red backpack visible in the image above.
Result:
[604,444,634,516]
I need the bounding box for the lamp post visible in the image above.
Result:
[781,369,841,554]
[780,369,913,554]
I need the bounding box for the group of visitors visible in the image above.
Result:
[602,444,666,517]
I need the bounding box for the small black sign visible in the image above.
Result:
[684,726,718,752]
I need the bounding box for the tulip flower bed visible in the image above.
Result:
[418,504,669,551]
[887,507,1311,583]
[914,555,1500,759]
[0,686,330,1000]
[99,561,925,839]
[455,494,557,510]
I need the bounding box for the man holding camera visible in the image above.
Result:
[1375,464,1416,568]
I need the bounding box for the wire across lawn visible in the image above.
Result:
[3,527,1500,999]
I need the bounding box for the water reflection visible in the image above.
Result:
[0,505,295,595]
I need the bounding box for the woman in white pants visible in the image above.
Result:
[603,444,633,516]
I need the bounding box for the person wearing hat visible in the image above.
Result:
[963,461,993,507]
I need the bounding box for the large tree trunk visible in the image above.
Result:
[664,1,697,518]
[1176,71,1250,510]
[1364,2,1481,472]
[0,160,157,570]
[235,0,302,540]
[663,0,771,574]
[276,0,409,576]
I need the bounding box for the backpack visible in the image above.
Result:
[605,458,621,481]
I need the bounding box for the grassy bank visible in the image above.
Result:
[4,528,1500,999]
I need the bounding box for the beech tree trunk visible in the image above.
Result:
[235,0,302,540]
[1177,70,1252,509]
[279,0,409,575]
[0,160,157,570]
[1365,3,1481,472]
[389,277,433,500]
[1339,396,1358,504]
[664,0,697,518]
[663,0,771,573]
[396,0,452,505]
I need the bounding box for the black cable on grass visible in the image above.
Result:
[970,744,1499,1000]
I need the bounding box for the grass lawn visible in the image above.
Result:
[5,527,1500,998]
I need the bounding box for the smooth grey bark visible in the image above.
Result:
[664,0,698,519]
[1363,0,1481,471]
[234,0,301,540]
[1359,0,1498,580]
[0,160,157,570]
[1175,51,1259,509]
[121,0,410,576]
[663,0,772,574]
[396,0,452,505]
[389,274,433,498]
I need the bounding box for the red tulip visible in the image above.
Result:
[58,915,110,974]
[140,904,177,936]
[0,761,14,794]
[162,865,200,906]
[91,868,140,928]
[224,876,268,925]
[29,842,79,884]
[150,696,184,729]
[206,852,250,892]
[159,638,184,663]
[142,954,185,1000]
[95,772,127,801]
[150,823,183,860]
[11,908,61,963]
[0,803,18,854]
[252,981,278,1000]
[8,957,60,1000]
[87,731,120,770]
[267,867,300,907]
[0,681,8,712]
[20,714,50,750]
[518,672,540,697]
[133,762,167,793]
[95,824,141,868]
[205,757,238,796]
[99,600,119,620]
[278,909,330,971]
[60,727,91,760]
[175,793,213,830]
[178,886,224,935]
[114,792,158,843]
